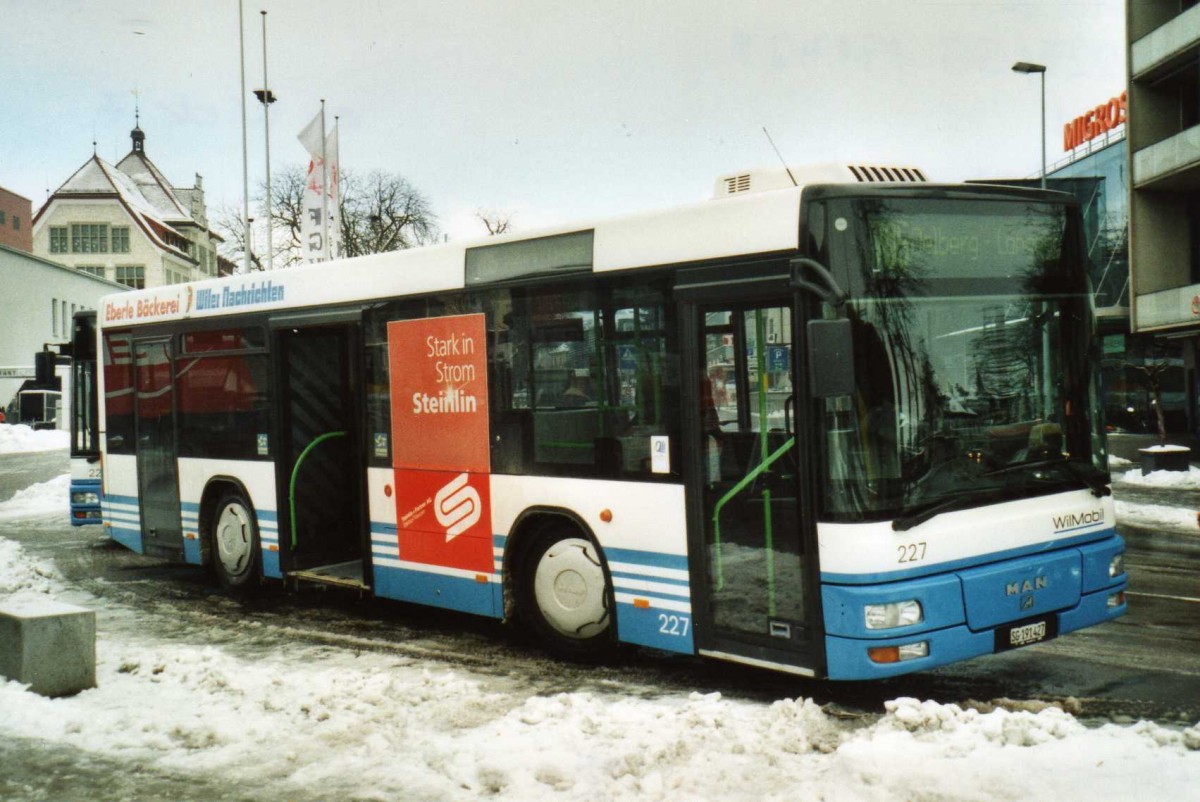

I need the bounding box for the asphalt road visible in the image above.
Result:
[3,450,1198,725]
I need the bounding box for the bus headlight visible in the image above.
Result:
[1108,553,1125,578]
[72,491,100,505]
[864,600,923,630]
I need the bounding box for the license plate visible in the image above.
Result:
[1010,622,1046,646]
[994,615,1058,652]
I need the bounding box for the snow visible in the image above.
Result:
[0,423,70,454]
[1117,465,1200,489]
[1,478,1198,800]
[0,473,69,521]
[1114,501,1199,533]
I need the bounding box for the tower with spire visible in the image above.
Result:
[30,112,232,288]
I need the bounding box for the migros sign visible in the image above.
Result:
[1063,91,1126,152]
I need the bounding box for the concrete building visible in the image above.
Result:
[31,123,230,290]
[1126,0,1200,443]
[0,243,127,410]
[0,186,33,253]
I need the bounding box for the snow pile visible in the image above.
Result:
[0,473,69,521]
[1115,500,1199,532]
[0,423,69,454]
[0,620,1197,801]
[0,537,61,600]
[1118,465,1200,488]
[1107,455,1133,470]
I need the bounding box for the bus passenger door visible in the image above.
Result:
[133,337,183,557]
[274,320,367,588]
[682,298,821,674]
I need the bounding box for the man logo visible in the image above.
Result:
[1021,595,1035,611]
[434,472,481,542]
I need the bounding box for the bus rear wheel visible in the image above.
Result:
[211,492,261,590]
[517,526,613,658]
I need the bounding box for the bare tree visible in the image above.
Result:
[213,202,265,271]
[340,169,438,256]
[215,164,437,268]
[476,208,515,236]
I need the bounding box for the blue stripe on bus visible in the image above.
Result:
[370,522,398,536]
[183,537,202,565]
[615,601,694,654]
[609,569,690,588]
[819,528,1118,585]
[603,546,689,572]
[262,549,282,579]
[372,563,501,618]
[108,526,144,554]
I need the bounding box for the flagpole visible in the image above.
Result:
[334,114,340,259]
[261,10,273,271]
[320,99,329,261]
[238,0,251,274]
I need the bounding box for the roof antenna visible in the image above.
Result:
[762,126,798,187]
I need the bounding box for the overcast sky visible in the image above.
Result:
[1,0,1125,240]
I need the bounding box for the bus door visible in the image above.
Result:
[681,294,822,675]
[133,337,183,557]
[274,317,367,589]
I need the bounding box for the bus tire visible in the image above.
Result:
[211,491,261,590]
[517,524,613,659]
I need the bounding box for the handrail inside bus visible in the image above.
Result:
[710,435,795,596]
[289,430,348,549]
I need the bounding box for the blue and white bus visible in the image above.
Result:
[69,310,103,525]
[87,164,1126,679]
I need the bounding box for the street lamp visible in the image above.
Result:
[1012,61,1047,189]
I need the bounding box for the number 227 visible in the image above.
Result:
[897,542,927,564]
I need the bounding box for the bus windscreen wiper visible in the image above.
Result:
[891,486,1029,532]
[982,458,1111,498]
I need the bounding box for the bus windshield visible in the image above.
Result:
[820,195,1107,523]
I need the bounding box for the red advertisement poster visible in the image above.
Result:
[388,314,490,473]
[391,468,493,574]
[388,314,492,572]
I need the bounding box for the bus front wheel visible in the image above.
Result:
[517,526,613,658]
[211,492,261,590]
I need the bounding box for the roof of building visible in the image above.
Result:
[34,125,221,260]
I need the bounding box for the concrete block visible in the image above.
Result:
[0,599,96,697]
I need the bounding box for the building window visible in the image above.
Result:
[71,223,108,253]
[11,216,18,231]
[164,266,190,285]
[50,227,68,253]
[115,265,145,289]
[0,211,5,224]
[78,265,105,278]
[111,226,130,253]
[52,298,58,334]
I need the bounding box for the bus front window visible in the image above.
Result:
[820,196,1107,523]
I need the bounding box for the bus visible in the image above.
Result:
[86,164,1127,679]
[69,310,103,525]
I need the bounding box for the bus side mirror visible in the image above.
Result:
[808,319,854,397]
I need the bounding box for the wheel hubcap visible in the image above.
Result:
[216,503,252,576]
[533,538,609,639]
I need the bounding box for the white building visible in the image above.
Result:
[31,124,230,289]
[0,242,127,409]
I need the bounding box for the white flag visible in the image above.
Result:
[299,108,330,263]
[297,109,323,158]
